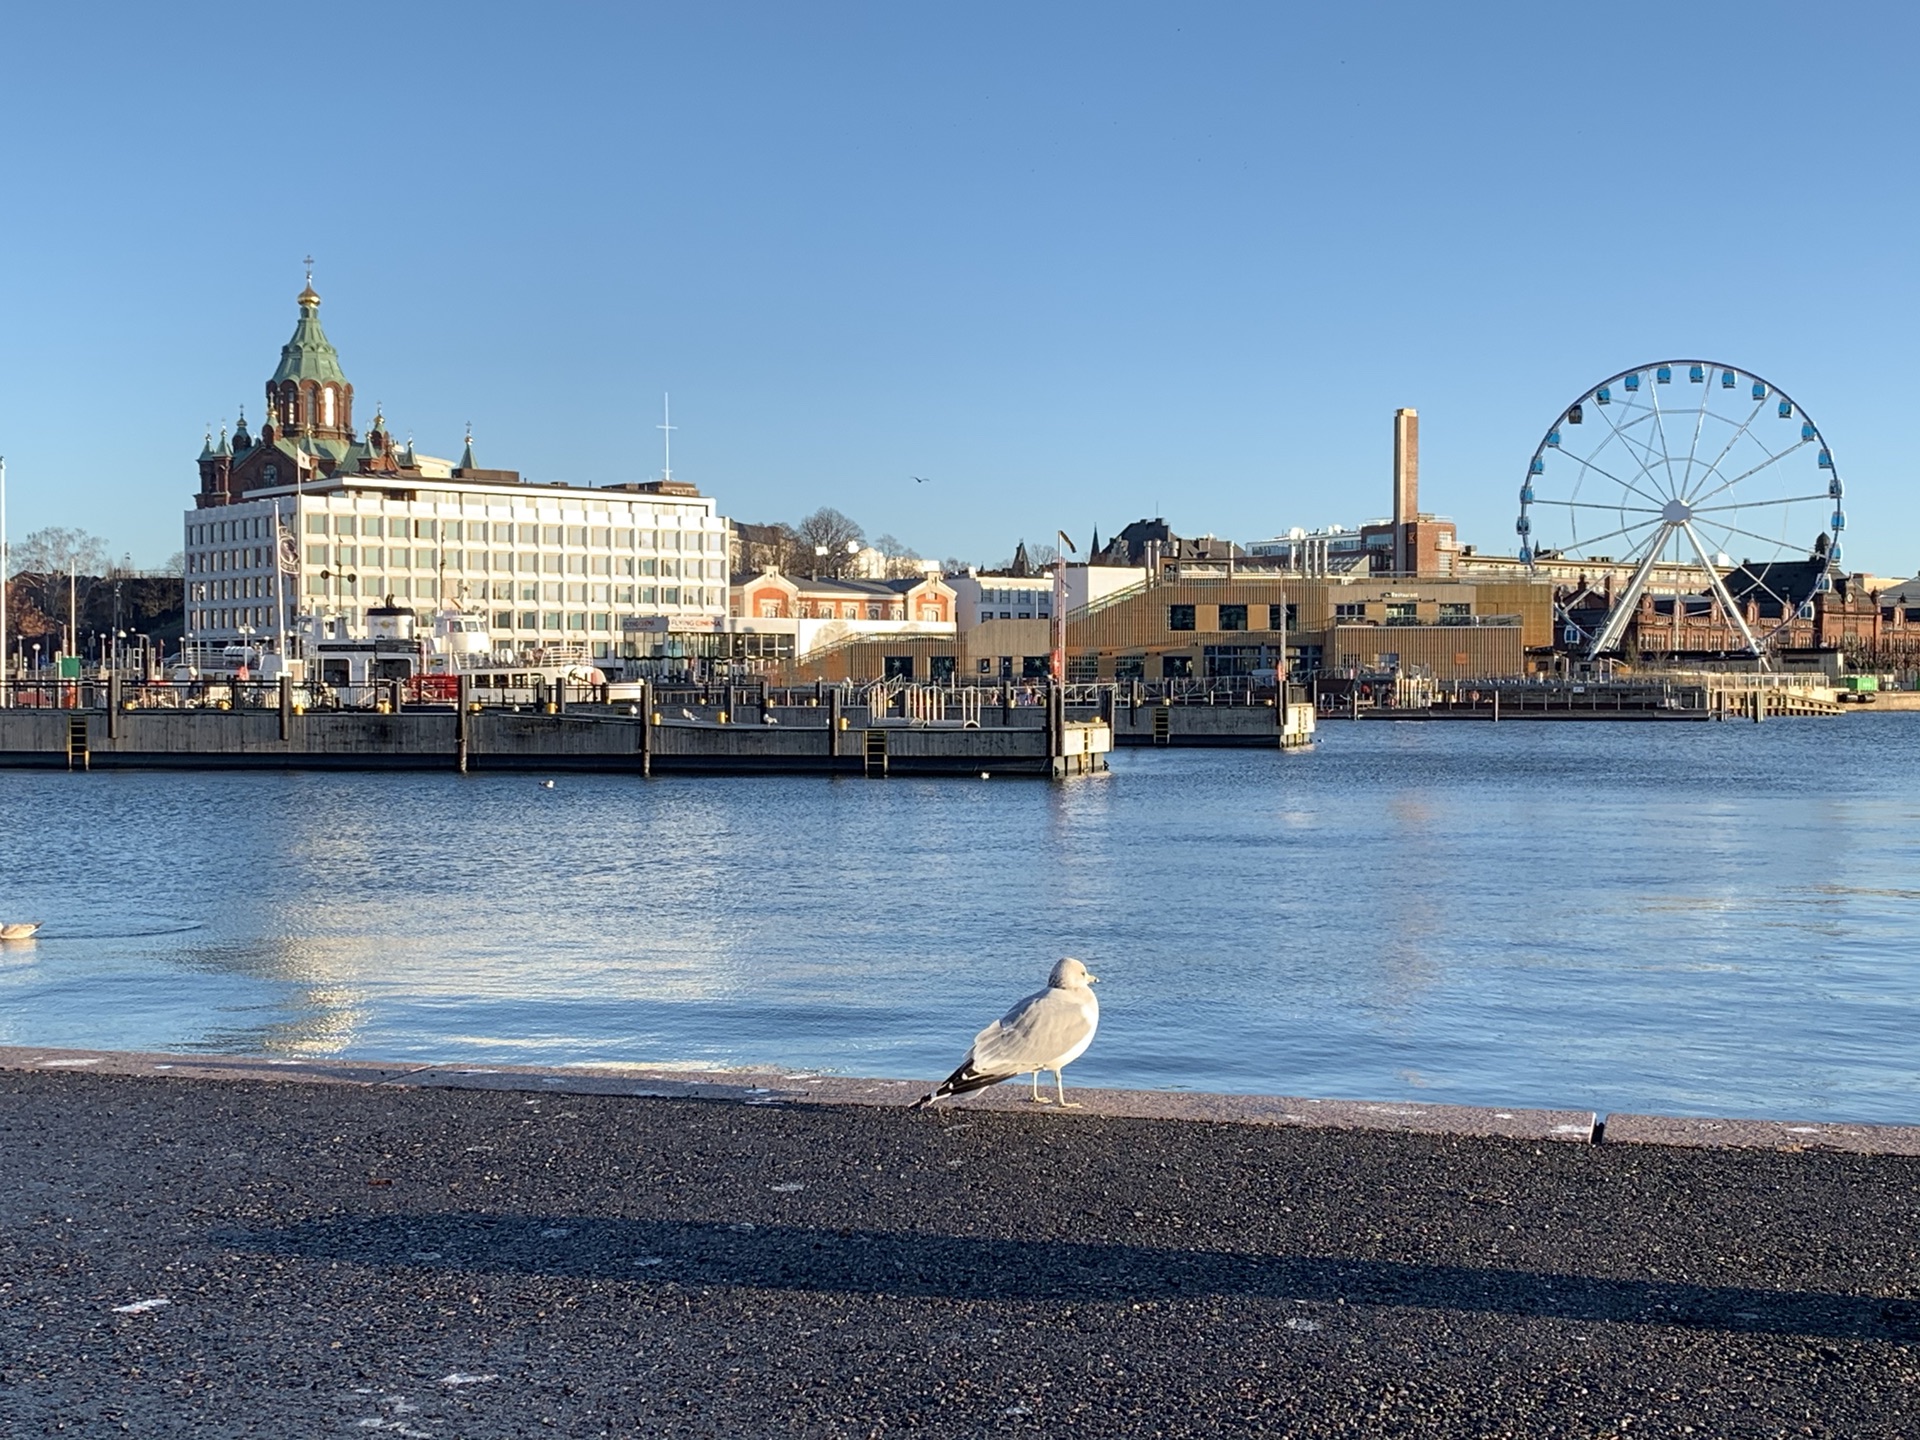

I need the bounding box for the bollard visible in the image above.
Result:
[279,675,292,740]
[456,674,471,772]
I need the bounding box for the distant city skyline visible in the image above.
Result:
[0,3,1914,576]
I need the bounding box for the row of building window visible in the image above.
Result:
[185,509,718,550]
[190,606,700,636]
[977,610,1051,622]
[301,576,718,607]
[1165,602,1469,631]
[303,546,723,579]
[301,516,719,548]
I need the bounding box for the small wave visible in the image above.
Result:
[30,920,206,941]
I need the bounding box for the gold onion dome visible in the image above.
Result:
[297,281,321,307]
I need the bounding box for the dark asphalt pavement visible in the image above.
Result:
[3,1069,1918,1437]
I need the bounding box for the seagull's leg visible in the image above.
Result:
[1055,1069,1081,1108]
[1028,1071,1049,1104]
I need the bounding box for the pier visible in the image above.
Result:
[0,678,1110,778]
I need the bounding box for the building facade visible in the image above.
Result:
[184,283,730,663]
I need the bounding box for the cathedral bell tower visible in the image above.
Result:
[267,272,354,444]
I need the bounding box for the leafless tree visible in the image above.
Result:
[8,527,110,579]
[872,533,927,580]
[794,508,866,578]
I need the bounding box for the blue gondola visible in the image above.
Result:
[1595,386,1611,405]
[1516,515,1532,536]
[1813,574,1832,595]
[1546,429,1561,448]
[1563,626,1582,645]
[1721,369,1737,388]
[1778,398,1793,419]
[1752,380,1768,401]
[1829,477,1843,499]
[1519,543,1534,564]
[1832,510,1846,531]
[1830,540,1844,564]
[1520,483,1535,504]
[1798,600,1817,618]
[1656,365,1672,383]
[1568,404,1584,424]
[1624,373,1641,392]
[1818,448,1833,469]
[1802,422,1816,441]
[1530,456,1545,475]
[1688,364,1705,382]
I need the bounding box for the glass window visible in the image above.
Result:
[336,545,357,565]
[591,555,610,575]
[519,612,539,630]
[444,521,462,542]
[362,517,383,538]
[566,583,586,603]
[616,585,635,604]
[1267,604,1296,629]
[567,526,587,546]
[640,586,658,604]
[616,529,635,548]
[494,523,514,543]
[592,614,610,631]
[363,547,384,568]
[591,527,611,547]
[1218,604,1247,631]
[542,525,561,546]
[1334,602,1366,619]
[494,612,515,631]
[308,545,328,565]
[543,612,562,631]
[334,516,356,536]
[518,524,538,544]
[1168,604,1196,631]
[1162,655,1193,678]
[544,554,562,574]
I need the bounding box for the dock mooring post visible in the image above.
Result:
[455,675,471,772]
[639,679,653,776]
[828,686,844,766]
[279,675,292,740]
[107,671,119,739]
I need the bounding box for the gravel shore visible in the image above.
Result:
[3,1067,1918,1437]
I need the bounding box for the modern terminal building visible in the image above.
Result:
[183,281,731,667]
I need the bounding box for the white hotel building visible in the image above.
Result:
[186,281,728,661]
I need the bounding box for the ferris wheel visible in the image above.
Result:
[1517,361,1845,660]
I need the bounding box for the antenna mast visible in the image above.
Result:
[658,394,675,483]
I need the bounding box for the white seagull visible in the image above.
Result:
[912,958,1099,1109]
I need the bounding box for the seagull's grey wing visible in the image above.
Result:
[970,986,1095,1074]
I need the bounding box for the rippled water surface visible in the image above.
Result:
[4,715,1920,1123]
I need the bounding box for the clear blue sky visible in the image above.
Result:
[1,2,1914,574]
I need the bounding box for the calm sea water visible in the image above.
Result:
[3,716,1919,1124]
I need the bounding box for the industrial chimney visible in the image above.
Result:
[1392,408,1419,576]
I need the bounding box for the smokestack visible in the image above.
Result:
[1392,408,1419,575]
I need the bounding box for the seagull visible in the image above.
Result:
[681,708,695,721]
[762,713,780,725]
[1,920,43,941]
[539,780,555,789]
[913,475,932,484]
[911,958,1099,1109]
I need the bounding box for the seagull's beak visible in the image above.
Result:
[1087,973,1100,984]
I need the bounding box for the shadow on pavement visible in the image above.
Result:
[234,1211,1920,1343]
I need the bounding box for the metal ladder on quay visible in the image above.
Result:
[863,727,889,777]
[66,715,90,771]
[1152,704,1172,746]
